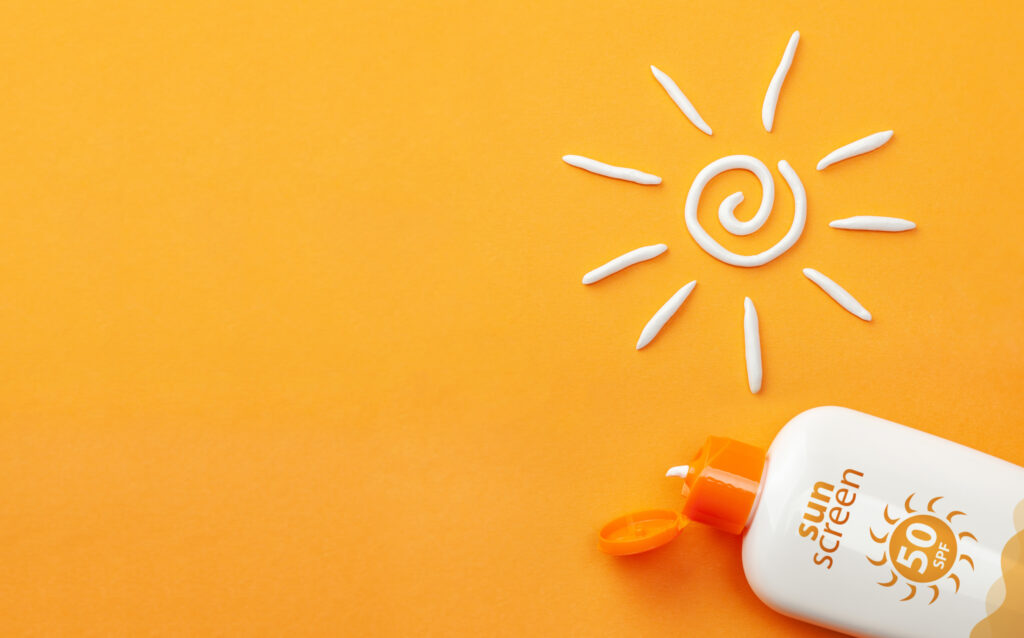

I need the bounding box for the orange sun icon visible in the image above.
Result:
[868,494,976,604]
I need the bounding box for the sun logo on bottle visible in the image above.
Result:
[867,493,976,604]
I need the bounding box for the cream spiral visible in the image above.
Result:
[683,155,807,267]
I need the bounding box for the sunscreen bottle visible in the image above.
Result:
[598,406,1024,637]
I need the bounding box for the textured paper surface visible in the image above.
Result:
[0,1,1021,636]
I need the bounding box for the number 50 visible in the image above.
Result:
[895,522,937,574]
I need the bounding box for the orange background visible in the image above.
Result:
[0,1,1021,636]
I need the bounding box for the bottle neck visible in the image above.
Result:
[742,456,770,530]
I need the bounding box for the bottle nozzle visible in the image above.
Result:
[665,465,690,479]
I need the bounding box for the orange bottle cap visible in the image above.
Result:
[598,436,766,555]
[680,436,766,535]
[597,509,687,556]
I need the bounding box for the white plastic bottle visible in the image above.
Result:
[598,406,1024,637]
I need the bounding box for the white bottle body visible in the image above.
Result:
[742,407,1024,638]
